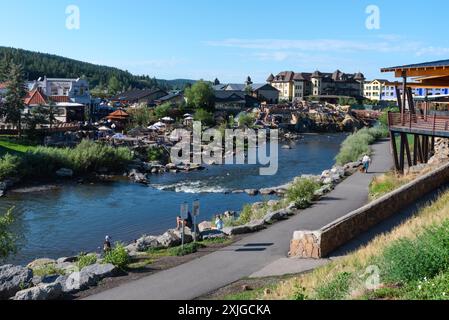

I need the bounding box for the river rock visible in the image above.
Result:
[245,189,259,196]
[222,225,251,236]
[232,190,244,194]
[263,208,291,224]
[136,235,160,252]
[267,200,280,207]
[246,220,266,232]
[57,256,78,264]
[14,282,63,300]
[251,202,265,210]
[198,221,213,233]
[27,258,56,269]
[223,211,237,218]
[157,230,180,247]
[55,168,74,178]
[0,265,33,300]
[259,188,275,195]
[200,229,225,241]
[128,169,149,184]
[64,263,117,292]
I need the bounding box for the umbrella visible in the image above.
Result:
[153,122,166,127]
[98,126,112,131]
[161,117,174,122]
[148,125,159,131]
[112,133,126,139]
[183,113,192,118]
[185,116,194,120]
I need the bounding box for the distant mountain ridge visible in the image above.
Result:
[0,46,196,91]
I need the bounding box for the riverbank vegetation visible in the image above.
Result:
[0,140,133,181]
[245,188,449,300]
[0,208,16,261]
[335,126,389,165]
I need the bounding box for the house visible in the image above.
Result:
[110,88,168,107]
[27,77,91,105]
[363,79,449,101]
[24,88,85,123]
[267,70,365,101]
[214,90,260,112]
[213,77,279,104]
[154,91,185,106]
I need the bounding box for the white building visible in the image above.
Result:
[27,77,91,105]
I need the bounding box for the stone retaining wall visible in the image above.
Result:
[289,162,449,259]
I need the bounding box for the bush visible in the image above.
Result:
[379,221,449,284]
[335,126,388,165]
[0,207,16,260]
[77,253,97,270]
[168,242,204,256]
[236,204,254,225]
[194,108,214,125]
[33,263,65,277]
[0,154,21,180]
[286,178,321,208]
[404,272,449,300]
[103,243,130,269]
[315,272,353,300]
[147,146,166,162]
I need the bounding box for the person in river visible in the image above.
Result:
[103,235,112,253]
[362,154,372,174]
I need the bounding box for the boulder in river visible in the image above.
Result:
[245,189,259,196]
[0,265,33,300]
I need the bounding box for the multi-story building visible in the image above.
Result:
[213,77,279,104]
[364,79,449,101]
[267,70,365,102]
[27,77,91,105]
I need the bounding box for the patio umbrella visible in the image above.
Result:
[161,117,174,122]
[185,116,194,120]
[98,126,112,131]
[153,122,166,127]
[183,113,192,118]
[148,125,159,131]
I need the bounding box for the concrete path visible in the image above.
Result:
[86,140,393,300]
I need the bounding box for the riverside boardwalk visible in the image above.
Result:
[86,140,393,300]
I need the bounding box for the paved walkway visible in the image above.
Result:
[86,140,393,300]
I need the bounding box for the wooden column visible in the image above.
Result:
[391,132,400,172]
[402,71,408,126]
[401,132,412,168]
[413,134,418,166]
[399,133,405,173]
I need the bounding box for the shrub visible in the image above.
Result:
[236,204,254,225]
[315,272,353,300]
[168,242,204,256]
[194,108,214,125]
[0,207,16,260]
[404,272,449,300]
[103,242,130,269]
[286,178,321,208]
[379,221,449,284]
[0,154,21,180]
[335,126,388,165]
[33,264,65,277]
[147,146,166,162]
[77,253,97,270]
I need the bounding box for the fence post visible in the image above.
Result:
[433,114,437,134]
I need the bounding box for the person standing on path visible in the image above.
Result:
[362,154,372,174]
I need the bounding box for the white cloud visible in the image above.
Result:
[205,37,449,57]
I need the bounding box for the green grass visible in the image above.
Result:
[103,243,130,269]
[32,263,66,277]
[76,253,97,270]
[315,272,353,300]
[220,286,275,300]
[0,138,37,156]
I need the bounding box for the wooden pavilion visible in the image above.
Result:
[381,59,449,173]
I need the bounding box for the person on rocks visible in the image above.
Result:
[362,154,372,174]
[103,235,112,253]
[215,215,224,231]
[185,211,193,230]
[176,216,184,230]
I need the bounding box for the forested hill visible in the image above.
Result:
[0,46,196,92]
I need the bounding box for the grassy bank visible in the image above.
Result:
[0,139,133,181]
[223,178,321,227]
[335,126,388,166]
[251,188,449,300]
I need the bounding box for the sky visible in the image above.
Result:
[1,0,449,83]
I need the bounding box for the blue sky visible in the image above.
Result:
[1,0,449,82]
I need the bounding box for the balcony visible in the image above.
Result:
[388,112,449,138]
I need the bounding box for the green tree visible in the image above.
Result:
[34,102,58,128]
[0,207,16,261]
[185,80,215,111]
[2,63,27,138]
[128,105,157,127]
[194,108,214,125]
[108,76,121,95]
[154,103,172,119]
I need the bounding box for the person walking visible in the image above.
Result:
[362,154,372,174]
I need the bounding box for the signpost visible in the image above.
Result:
[180,202,188,249]
[193,200,200,242]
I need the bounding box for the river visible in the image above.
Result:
[1,133,347,265]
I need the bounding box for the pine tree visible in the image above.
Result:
[2,63,27,138]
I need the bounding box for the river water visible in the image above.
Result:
[1,133,346,265]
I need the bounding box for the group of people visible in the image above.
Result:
[175,213,224,231]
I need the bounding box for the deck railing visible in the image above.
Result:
[388,112,449,135]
